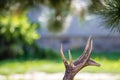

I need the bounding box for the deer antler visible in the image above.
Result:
[60,36,100,80]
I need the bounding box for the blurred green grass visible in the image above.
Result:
[0,50,120,75]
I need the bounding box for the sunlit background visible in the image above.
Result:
[0,0,120,80]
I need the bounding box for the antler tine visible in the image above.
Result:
[79,36,92,59]
[83,36,91,54]
[74,37,94,71]
[68,49,74,67]
[85,39,100,67]
[87,59,101,67]
[74,36,92,65]
[60,44,68,68]
[87,39,93,58]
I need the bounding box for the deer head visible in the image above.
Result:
[60,36,100,80]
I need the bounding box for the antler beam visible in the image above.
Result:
[60,37,100,80]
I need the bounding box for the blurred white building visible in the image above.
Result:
[28,0,120,51]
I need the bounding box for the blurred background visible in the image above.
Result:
[0,0,120,80]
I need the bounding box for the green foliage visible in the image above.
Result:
[0,13,39,44]
[97,0,120,32]
[0,0,35,14]
[0,0,71,33]
[47,0,71,33]
[0,0,65,59]
[88,0,104,13]
[0,12,39,59]
[48,15,64,33]
[35,48,60,59]
[21,45,60,60]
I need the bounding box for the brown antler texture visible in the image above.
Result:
[60,36,100,80]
